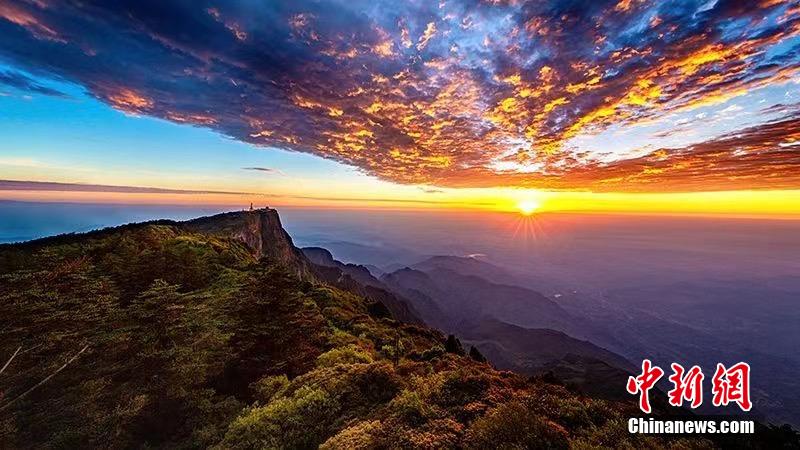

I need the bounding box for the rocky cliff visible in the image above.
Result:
[181,208,313,279]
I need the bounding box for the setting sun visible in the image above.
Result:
[517,199,541,216]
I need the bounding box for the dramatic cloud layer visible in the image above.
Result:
[2,0,799,191]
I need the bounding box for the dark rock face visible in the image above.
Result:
[301,246,336,266]
[182,208,314,279]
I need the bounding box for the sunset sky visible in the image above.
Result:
[1,0,800,215]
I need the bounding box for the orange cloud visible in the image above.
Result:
[2,0,800,193]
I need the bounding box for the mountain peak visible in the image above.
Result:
[182,208,312,278]
[301,246,336,266]
[385,266,430,279]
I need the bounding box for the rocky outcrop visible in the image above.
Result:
[182,208,314,279]
[181,209,425,324]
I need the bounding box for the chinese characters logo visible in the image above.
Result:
[626,360,751,414]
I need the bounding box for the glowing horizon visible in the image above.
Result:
[2,179,799,219]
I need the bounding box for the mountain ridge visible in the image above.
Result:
[0,209,793,448]
[378,265,637,395]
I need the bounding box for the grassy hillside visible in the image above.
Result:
[0,211,794,448]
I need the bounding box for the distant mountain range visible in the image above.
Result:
[301,246,672,401]
[375,256,636,398]
[367,251,800,426]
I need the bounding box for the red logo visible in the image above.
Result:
[667,363,704,408]
[628,360,751,413]
[711,362,752,411]
[627,359,664,414]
